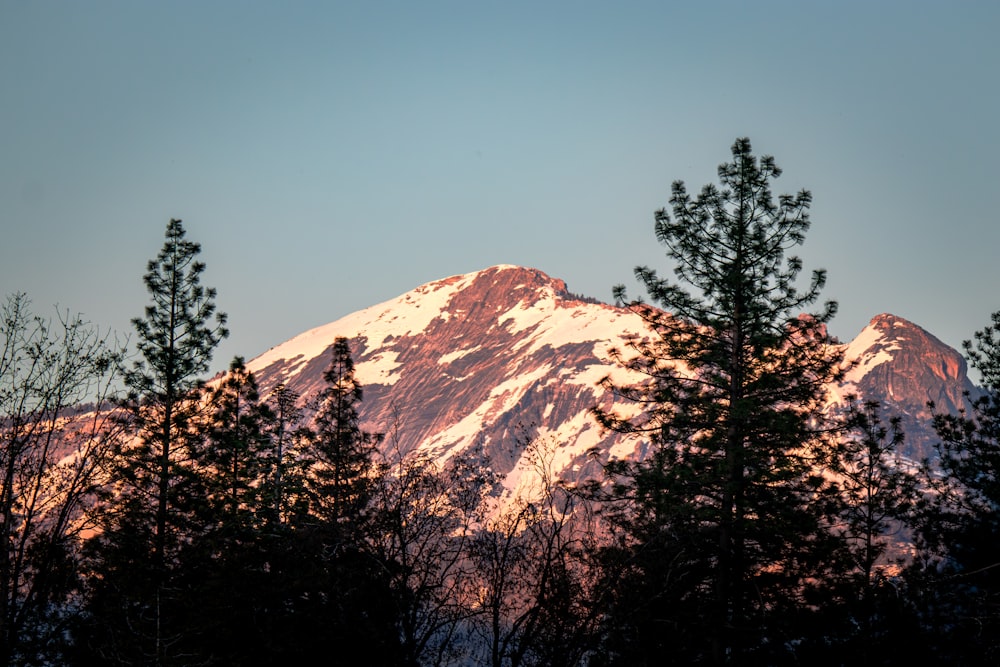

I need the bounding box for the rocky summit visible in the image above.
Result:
[837,312,979,461]
[246,265,976,499]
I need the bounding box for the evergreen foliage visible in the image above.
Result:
[202,356,275,534]
[593,138,846,664]
[166,356,285,664]
[275,336,404,664]
[265,382,311,526]
[80,218,227,665]
[307,337,383,527]
[118,217,229,569]
[802,399,923,665]
[835,401,917,605]
[912,310,1000,663]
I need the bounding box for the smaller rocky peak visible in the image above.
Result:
[853,313,968,383]
[843,313,977,461]
[437,266,608,321]
[464,265,570,301]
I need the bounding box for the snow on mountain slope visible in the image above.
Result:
[245,266,978,503]
[250,268,488,385]
[842,323,901,386]
[247,266,652,502]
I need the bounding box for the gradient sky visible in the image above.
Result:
[2,1,998,374]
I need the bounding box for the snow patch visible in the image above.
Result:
[247,269,491,377]
[355,351,403,386]
[500,411,608,502]
[413,363,556,463]
[842,324,900,385]
[439,346,482,366]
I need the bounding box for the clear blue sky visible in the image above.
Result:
[2,1,998,372]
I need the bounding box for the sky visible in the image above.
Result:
[2,1,998,375]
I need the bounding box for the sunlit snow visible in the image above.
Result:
[842,322,899,386]
[247,270,481,378]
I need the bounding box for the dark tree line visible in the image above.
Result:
[3,142,1000,664]
[26,219,594,666]
[586,139,1000,666]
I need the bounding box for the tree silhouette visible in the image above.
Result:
[913,310,1000,663]
[82,218,227,665]
[0,294,122,664]
[594,138,845,664]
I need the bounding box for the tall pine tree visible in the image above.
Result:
[272,337,403,663]
[173,356,289,664]
[594,138,845,664]
[797,399,923,665]
[265,382,310,527]
[81,218,227,665]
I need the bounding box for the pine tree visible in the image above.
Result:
[594,138,845,664]
[264,382,310,526]
[174,357,296,665]
[837,402,916,607]
[269,336,404,663]
[202,356,274,534]
[307,337,382,528]
[807,399,921,664]
[912,310,1000,662]
[124,217,228,569]
[82,218,227,665]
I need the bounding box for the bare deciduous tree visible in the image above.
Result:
[0,292,122,664]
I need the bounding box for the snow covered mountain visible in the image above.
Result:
[245,265,975,496]
[837,313,978,461]
[247,265,650,500]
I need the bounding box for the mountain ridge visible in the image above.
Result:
[246,265,974,496]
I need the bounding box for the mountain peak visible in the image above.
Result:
[245,271,979,483]
[847,313,966,382]
[248,265,572,381]
[841,312,976,460]
[245,265,648,500]
[866,312,938,339]
[452,265,571,303]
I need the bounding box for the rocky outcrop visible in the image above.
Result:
[839,313,979,461]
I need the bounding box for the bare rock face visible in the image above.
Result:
[246,266,978,495]
[839,313,979,461]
